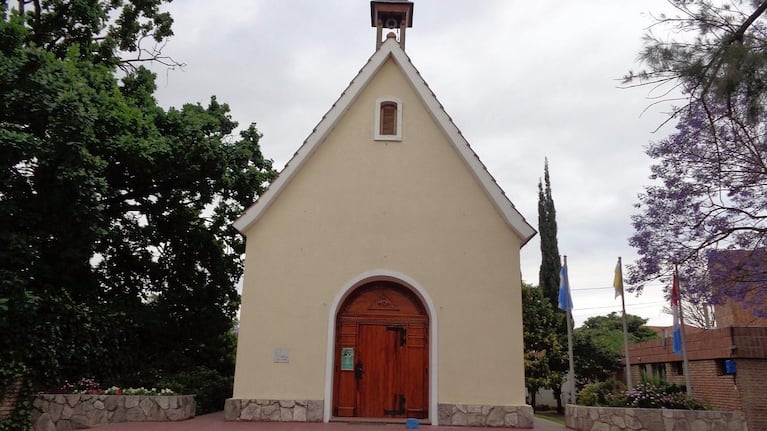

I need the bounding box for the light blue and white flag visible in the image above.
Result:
[558,261,573,312]
[672,269,682,354]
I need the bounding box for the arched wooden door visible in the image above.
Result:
[332,281,428,419]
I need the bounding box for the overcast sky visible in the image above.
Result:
[147,0,682,327]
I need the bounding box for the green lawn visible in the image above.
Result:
[534,412,566,425]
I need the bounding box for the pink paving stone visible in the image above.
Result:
[90,411,566,431]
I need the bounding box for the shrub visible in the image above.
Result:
[103,386,175,396]
[626,381,708,410]
[50,378,175,396]
[577,379,626,407]
[158,367,232,414]
[53,377,103,394]
[577,383,599,406]
[579,376,708,410]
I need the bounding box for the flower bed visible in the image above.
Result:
[566,404,746,431]
[30,393,195,431]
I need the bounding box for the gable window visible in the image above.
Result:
[374,98,402,141]
[380,102,397,135]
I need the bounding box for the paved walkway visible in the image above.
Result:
[92,412,567,430]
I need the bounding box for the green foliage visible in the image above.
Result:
[578,377,708,410]
[533,159,569,412]
[106,387,176,396]
[0,2,275,429]
[50,378,176,396]
[626,1,767,124]
[537,159,561,308]
[521,283,567,411]
[626,378,708,410]
[579,312,658,351]
[578,372,709,410]
[572,331,621,388]
[572,313,658,389]
[577,379,626,407]
[0,363,33,431]
[157,367,233,415]
[522,284,554,398]
[55,378,102,395]
[8,0,175,67]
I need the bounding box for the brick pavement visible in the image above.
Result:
[92,411,567,431]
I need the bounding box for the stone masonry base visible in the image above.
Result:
[225,399,533,427]
[566,404,748,431]
[224,399,324,422]
[31,394,195,431]
[438,403,534,428]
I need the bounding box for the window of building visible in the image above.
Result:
[380,102,397,134]
[374,98,402,141]
[716,359,728,376]
[652,363,667,380]
[672,361,684,376]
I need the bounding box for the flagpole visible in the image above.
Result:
[675,265,693,396]
[566,296,575,404]
[616,257,633,389]
[561,255,575,405]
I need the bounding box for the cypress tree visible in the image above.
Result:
[538,158,561,309]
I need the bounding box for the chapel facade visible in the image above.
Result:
[226,2,536,426]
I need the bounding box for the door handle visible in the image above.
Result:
[355,363,364,380]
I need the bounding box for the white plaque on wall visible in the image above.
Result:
[273,348,290,363]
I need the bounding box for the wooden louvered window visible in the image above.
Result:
[375,98,401,141]
[379,102,398,135]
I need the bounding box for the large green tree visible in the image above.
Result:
[535,159,570,412]
[0,2,275,428]
[521,283,558,410]
[572,313,659,387]
[537,158,561,309]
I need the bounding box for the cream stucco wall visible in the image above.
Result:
[233,57,527,409]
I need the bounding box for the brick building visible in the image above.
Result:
[624,314,767,430]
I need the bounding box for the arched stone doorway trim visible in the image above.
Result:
[323,270,439,424]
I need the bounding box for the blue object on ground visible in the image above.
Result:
[406,418,419,429]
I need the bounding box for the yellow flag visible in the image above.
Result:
[613,258,624,298]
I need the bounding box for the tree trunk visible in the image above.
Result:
[553,386,564,414]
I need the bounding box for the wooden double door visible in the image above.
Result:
[333,281,429,419]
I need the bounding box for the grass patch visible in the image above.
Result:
[534,411,565,425]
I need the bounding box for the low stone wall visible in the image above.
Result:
[224,399,324,422]
[438,403,534,428]
[566,404,748,431]
[31,394,195,430]
[224,399,533,427]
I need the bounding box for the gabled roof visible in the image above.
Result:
[234,37,536,245]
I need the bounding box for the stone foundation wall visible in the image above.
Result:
[566,404,747,431]
[438,403,533,428]
[224,399,533,427]
[31,394,195,430]
[224,399,323,422]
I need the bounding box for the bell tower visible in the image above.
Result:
[370,1,414,50]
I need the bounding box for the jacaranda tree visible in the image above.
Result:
[625,0,767,317]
